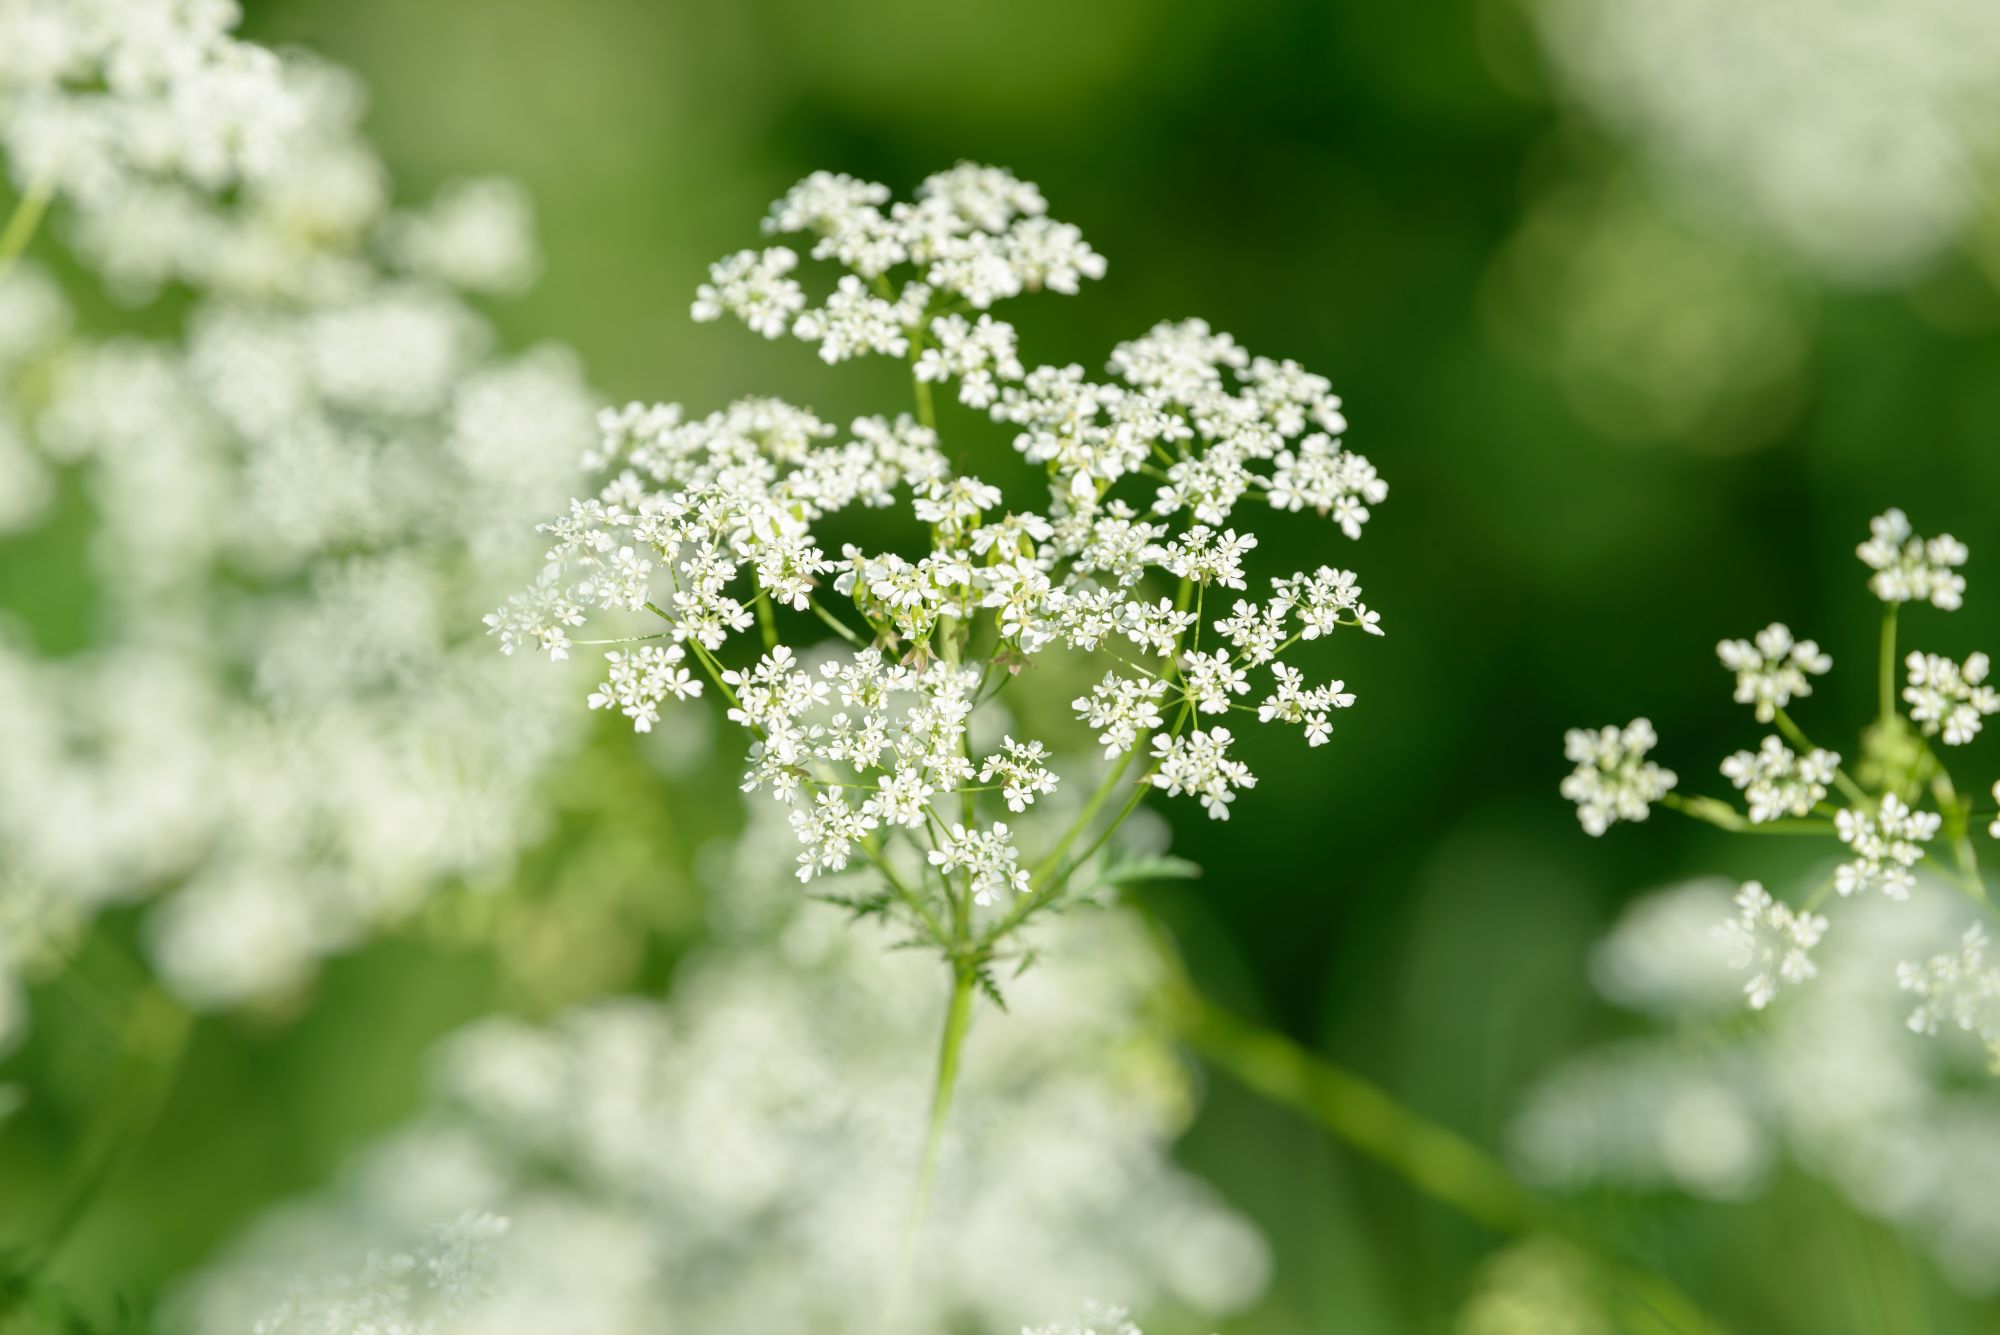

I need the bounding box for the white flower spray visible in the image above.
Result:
[1563,509,2000,1051]
[492,163,1393,1241]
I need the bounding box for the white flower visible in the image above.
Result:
[1991,779,2000,840]
[1150,727,1256,820]
[1716,881,1826,1009]
[690,246,805,338]
[915,312,1024,408]
[1256,661,1354,748]
[979,736,1058,812]
[1858,508,1967,610]
[927,821,1030,904]
[585,645,701,733]
[1903,651,1998,745]
[791,274,919,364]
[1180,648,1250,715]
[1073,672,1168,758]
[1834,794,1940,900]
[1719,736,1836,823]
[1715,623,1830,723]
[1560,719,1677,836]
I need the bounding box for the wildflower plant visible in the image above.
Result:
[1563,509,2000,1060]
[493,163,1391,1223]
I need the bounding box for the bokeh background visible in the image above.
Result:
[6,0,2000,1330]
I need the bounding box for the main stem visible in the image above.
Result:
[1879,603,1900,726]
[899,963,977,1268]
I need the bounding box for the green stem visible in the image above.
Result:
[0,986,189,1320]
[0,172,54,282]
[1879,603,1899,726]
[1171,988,1728,1335]
[901,963,977,1258]
[1661,793,1835,836]
[1929,768,1988,904]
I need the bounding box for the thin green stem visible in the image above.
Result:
[808,596,866,647]
[1771,708,1868,806]
[0,172,54,282]
[753,587,779,651]
[1879,603,1900,726]
[1661,793,1835,836]
[1929,767,1988,905]
[1170,987,1728,1335]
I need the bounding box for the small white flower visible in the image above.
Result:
[1903,650,1998,745]
[1715,623,1830,723]
[1834,794,1940,900]
[927,821,1030,905]
[1716,881,1826,1009]
[586,645,702,733]
[691,246,806,338]
[1150,726,1256,820]
[1719,736,1837,823]
[978,736,1058,812]
[1858,508,1967,610]
[1560,719,1677,836]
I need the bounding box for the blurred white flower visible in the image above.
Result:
[172,803,1269,1334]
[1530,0,2000,284]
[1516,879,2000,1293]
[0,17,598,1036]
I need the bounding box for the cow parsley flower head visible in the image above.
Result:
[1720,736,1837,824]
[1561,719,1677,835]
[1858,508,1968,610]
[494,165,1392,959]
[1903,651,1998,746]
[1716,623,1830,722]
[1717,880,1827,1009]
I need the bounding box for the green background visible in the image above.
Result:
[6,0,2000,1330]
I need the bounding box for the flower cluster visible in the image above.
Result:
[1721,736,1837,824]
[1559,719,1677,836]
[1904,651,1998,746]
[0,9,593,1040]
[1563,510,2000,1050]
[496,164,1389,973]
[1859,508,1968,610]
[1716,623,1829,723]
